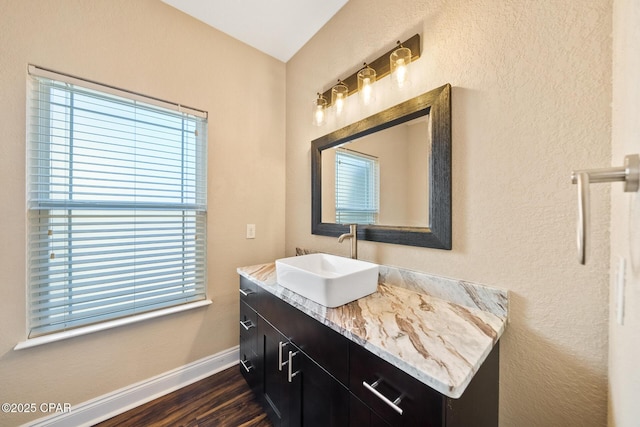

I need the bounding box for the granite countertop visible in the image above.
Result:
[237,262,507,399]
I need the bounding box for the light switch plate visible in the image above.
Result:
[246,224,256,239]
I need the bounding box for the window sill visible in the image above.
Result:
[14,299,212,351]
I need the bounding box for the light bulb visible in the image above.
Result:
[357,65,377,106]
[335,93,344,115]
[394,59,407,87]
[390,45,412,90]
[314,105,325,126]
[331,81,349,118]
[312,93,327,126]
[362,78,372,104]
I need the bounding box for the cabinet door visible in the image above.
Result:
[296,353,349,427]
[260,317,301,427]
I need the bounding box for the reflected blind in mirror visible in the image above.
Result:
[27,66,208,337]
[335,148,379,224]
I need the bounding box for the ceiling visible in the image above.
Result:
[161,0,349,62]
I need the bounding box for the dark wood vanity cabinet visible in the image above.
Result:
[239,276,499,427]
[240,276,349,426]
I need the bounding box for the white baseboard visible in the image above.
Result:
[25,346,239,427]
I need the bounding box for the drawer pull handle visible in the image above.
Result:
[239,288,255,297]
[278,341,289,371]
[240,359,253,373]
[239,319,255,331]
[362,379,404,415]
[288,350,300,383]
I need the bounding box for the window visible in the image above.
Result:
[26,66,208,338]
[335,148,379,224]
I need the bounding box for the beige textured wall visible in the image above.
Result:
[0,1,285,425]
[286,1,611,425]
[609,0,640,425]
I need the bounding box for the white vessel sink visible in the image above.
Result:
[275,253,379,308]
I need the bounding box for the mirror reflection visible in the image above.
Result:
[311,83,451,249]
[320,116,431,227]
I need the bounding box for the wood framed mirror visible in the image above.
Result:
[311,83,451,249]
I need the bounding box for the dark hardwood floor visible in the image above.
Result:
[94,365,272,427]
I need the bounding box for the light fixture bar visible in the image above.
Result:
[320,34,421,105]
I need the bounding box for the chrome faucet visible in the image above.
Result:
[338,224,357,259]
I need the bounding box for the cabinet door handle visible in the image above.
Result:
[362,378,404,415]
[239,319,255,331]
[288,350,300,383]
[240,359,253,373]
[278,341,288,371]
[239,288,255,297]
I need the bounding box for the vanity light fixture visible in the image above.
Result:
[357,63,377,106]
[390,41,412,89]
[312,92,328,126]
[313,34,421,126]
[331,80,349,117]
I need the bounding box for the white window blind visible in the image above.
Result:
[335,148,379,224]
[27,66,208,338]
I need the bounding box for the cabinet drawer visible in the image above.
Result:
[350,393,391,426]
[239,276,258,309]
[349,342,443,426]
[239,301,259,390]
[240,301,258,356]
[239,349,260,391]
